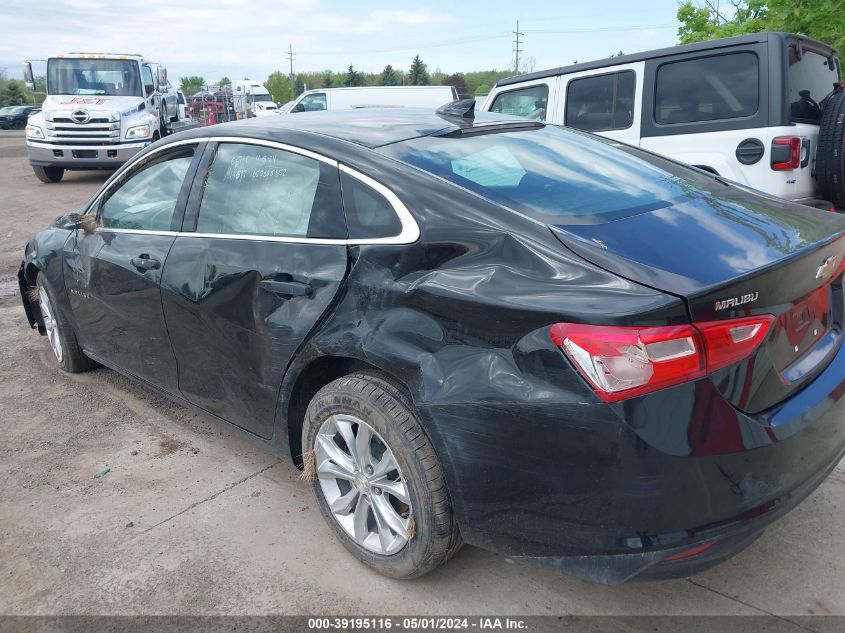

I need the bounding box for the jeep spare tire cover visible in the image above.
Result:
[816,90,845,208]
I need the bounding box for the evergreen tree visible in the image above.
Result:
[379,64,398,86]
[322,71,334,88]
[408,55,430,86]
[344,65,362,87]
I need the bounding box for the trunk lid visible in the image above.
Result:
[551,189,845,413]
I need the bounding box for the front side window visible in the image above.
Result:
[142,66,154,95]
[294,93,327,112]
[197,143,332,237]
[47,58,142,97]
[655,52,758,125]
[787,46,840,122]
[100,146,195,230]
[489,84,549,120]
[565,71,635,132]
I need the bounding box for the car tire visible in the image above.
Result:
[816,90,845,207]
[35,272,95,373]
[303,372,462,579]
[32,166,64,183]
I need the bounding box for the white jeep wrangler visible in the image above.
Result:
[483,32,844,209]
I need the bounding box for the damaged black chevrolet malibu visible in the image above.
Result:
[18,105,845,583]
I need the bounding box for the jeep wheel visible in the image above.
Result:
[32,166,65,183]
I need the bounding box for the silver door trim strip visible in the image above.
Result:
[90,137,420,246]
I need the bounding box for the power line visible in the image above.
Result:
[513,20,524,73]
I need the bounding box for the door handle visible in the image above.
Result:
[261,279,312,297]
[130,254,161,271]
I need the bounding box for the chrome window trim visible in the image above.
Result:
[90,136,420,246]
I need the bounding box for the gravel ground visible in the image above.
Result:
[0,129,843,623]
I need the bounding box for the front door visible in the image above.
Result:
[160,141,348,438]
[63,142,201,392]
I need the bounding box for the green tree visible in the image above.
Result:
[179,76,205,96]
[265,71,293,103]
[3,80,26,105]
[344,65,362,87]
[379,64,398,86]
[294,73,307,96]
[322,71,334,88]
[678,0,843,56]
[218,76,231,88]
[408,55,430,85]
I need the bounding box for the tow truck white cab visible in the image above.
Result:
[22,53,172,183]
[232,80,275,118]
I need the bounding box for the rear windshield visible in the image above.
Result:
[787,46,840,123]
[378,124,721,224]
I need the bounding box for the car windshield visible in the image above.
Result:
[378,124,723,224]
[47,58,142,97]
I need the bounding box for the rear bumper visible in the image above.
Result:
[26,140,148,169]
[419,329,845,583]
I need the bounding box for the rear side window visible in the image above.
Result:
[341,172,402,239]
[489,84,549,120]
[787,47,840,122]
[565,71,636,132]
[655,53,758,124]
[196,143,343,238]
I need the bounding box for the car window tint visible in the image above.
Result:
[489,84,549,121]
[565,71,635,132]
[101,146,194,230]
[197,143,323,237]
[655,53,758,125]
[295,93,327,112]
[340,173,402,239]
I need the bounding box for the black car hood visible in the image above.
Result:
[550,192,845,301]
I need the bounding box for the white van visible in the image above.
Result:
[288,86,457,113]
[482,32,843,207]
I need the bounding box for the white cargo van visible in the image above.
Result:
[482,32,843,207]
[288,86,457,113]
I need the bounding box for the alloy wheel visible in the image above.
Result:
[314,413,412,555]
[38,286,63,363]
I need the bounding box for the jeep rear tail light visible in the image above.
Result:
[549,316,774,403]
[771,136,801,171]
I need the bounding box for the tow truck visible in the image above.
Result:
[22,53,180,183]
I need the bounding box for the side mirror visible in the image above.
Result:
[157,66,168,88]
[292,103,305,113]
[22,62,35,91]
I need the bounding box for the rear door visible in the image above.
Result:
[160,140,348,438]
[63,141,202,393]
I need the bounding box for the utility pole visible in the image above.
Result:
[285,44,296,84]
[512,20,524,73]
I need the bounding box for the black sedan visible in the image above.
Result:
[18,105,845,583]
[0,105,39,130]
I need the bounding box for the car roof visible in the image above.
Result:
[180,108,528,149]
[494,31,837,88]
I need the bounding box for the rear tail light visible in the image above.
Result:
[663,540,719,562]
[550,315,774,403]
[771,136,801,171]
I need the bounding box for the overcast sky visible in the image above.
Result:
[2,0,683,83]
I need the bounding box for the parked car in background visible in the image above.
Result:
[18,106,845,584]
[288,85,457,113]
[0,105,40,130]
[253,101,281,116]
[483,32,844,207]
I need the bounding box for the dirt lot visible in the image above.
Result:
[1,129,844,621]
